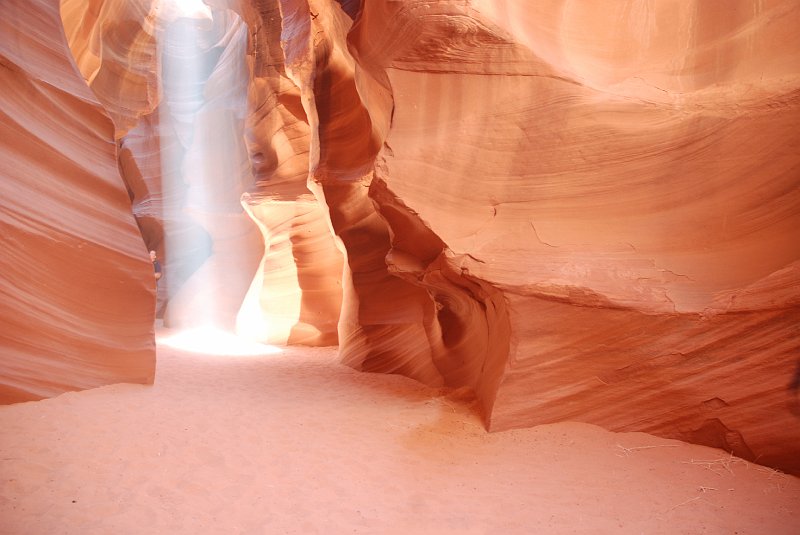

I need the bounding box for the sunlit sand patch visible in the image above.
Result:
[157,327,282,356]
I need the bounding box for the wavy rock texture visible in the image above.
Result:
[241,194,342,345]
[0,0,155,403]
[60,0,342,339]
[238,0,344,344]
[60,0,160,138]
[339,0,800,473]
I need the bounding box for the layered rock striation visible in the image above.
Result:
[59,0,342,341]
[302,0,800,473]
[0,0,156,403]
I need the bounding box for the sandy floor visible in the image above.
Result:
[1,329,798,534]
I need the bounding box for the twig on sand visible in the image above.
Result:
[616,443,680,457]
[665,493,723,514]
[682,452,746,476]
[756,465,785,479]
[666,496,701,512]
[756,465,789,492]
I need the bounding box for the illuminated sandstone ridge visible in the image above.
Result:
[0,0,155,402]
[0,0,798,476]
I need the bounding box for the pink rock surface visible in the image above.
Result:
[305,0,800,473]
[59,0,341,338]
[242,194,342,346]
[0,0,155,403]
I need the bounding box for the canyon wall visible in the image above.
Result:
[0,0,155,403]
[301,0,800,473]
[59,0,343,342]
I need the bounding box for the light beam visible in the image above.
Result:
[157,1,272,354]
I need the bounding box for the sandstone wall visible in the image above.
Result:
[304,0,800,473]
[59,0,343,341]
[0,0,155,403]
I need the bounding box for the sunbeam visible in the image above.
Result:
[157,0,266,351]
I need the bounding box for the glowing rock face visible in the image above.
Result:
[0,0,798,476]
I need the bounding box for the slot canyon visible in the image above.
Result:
[1,0,799,532]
